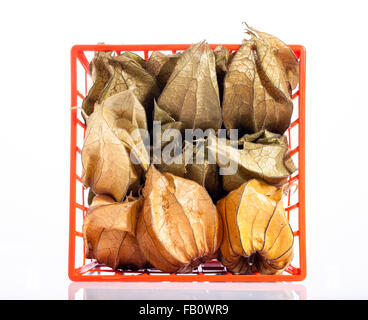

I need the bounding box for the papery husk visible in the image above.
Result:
[222,29,295,135]
[101,90,150,171]
[214,45,230,104]
[238,129,288,147]
[87,188,96,206]
[153,100,182,148]
[157,41,222,131]
[228,52,235,66]
[155,151,186,178]
[214,46,230,74]
[207,132,296,192]
[82,195,147,269]
[217,179,294,275]
[222,40,257,133]
[81,50,113,117]
[147,51,181,90]
[245,24,299,90]
[249,31,294,105]
[156,139,222,200]
[98,55,160,123]
[185,143,221,201]
[119,51,147,69]
[81,91,150,201]
[136,166,222,273]
[152,99,184,173]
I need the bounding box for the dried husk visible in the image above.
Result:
[214,45,230,104]
[207,132,296,192]
[222,27,297,135]
[154,146,187,178]
[81,50,113,117]
[246,24,299,90]
[87,188,96,206]
[147,51,181,90]
[81,91,150,201]
[155,159,186,179]
[228,52,235,66]
[136,166,222,273]
[82,195,147,269]
[217,179,294,275]
[157,41,222,131]
[222,39,257,133]
[185,140,221,201]
[101,90,150,171]
[238,129,288,146]
[151,99,184,174]
[214,46,230,74]
[119,51,147,69]
[153,100,182,148]
[98,55,160,123]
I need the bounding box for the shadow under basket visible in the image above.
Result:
[69,44,307,282]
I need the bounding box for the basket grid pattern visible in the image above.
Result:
[69,44,306,282]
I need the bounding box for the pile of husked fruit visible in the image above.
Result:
[80,24,299,275]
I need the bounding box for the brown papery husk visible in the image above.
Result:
[245,24,299,90]
[157,41,222,131]
[147,51,181,90]
[152,100,183,149]
[207,132,296,193]
[81,103,140,201]
[87,188,96,206]
[119,51,147,69]
[82,195,147,270]
[213,45,230,104]
[222,33,294,135]
[101,90,150,171]
[156,139,222,201]
[81,91,150,201]
[98,55,160,127]
[136,166,222,273]
[217,179,293,275]
[81,50,113,118]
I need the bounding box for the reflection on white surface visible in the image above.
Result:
[68,282,306,300]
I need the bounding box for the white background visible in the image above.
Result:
[0,0,367,299]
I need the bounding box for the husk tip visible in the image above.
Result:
[242,22,258,38]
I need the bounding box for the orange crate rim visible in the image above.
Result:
[69,44,306,282]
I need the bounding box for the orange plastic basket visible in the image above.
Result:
[69,44,306,282]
